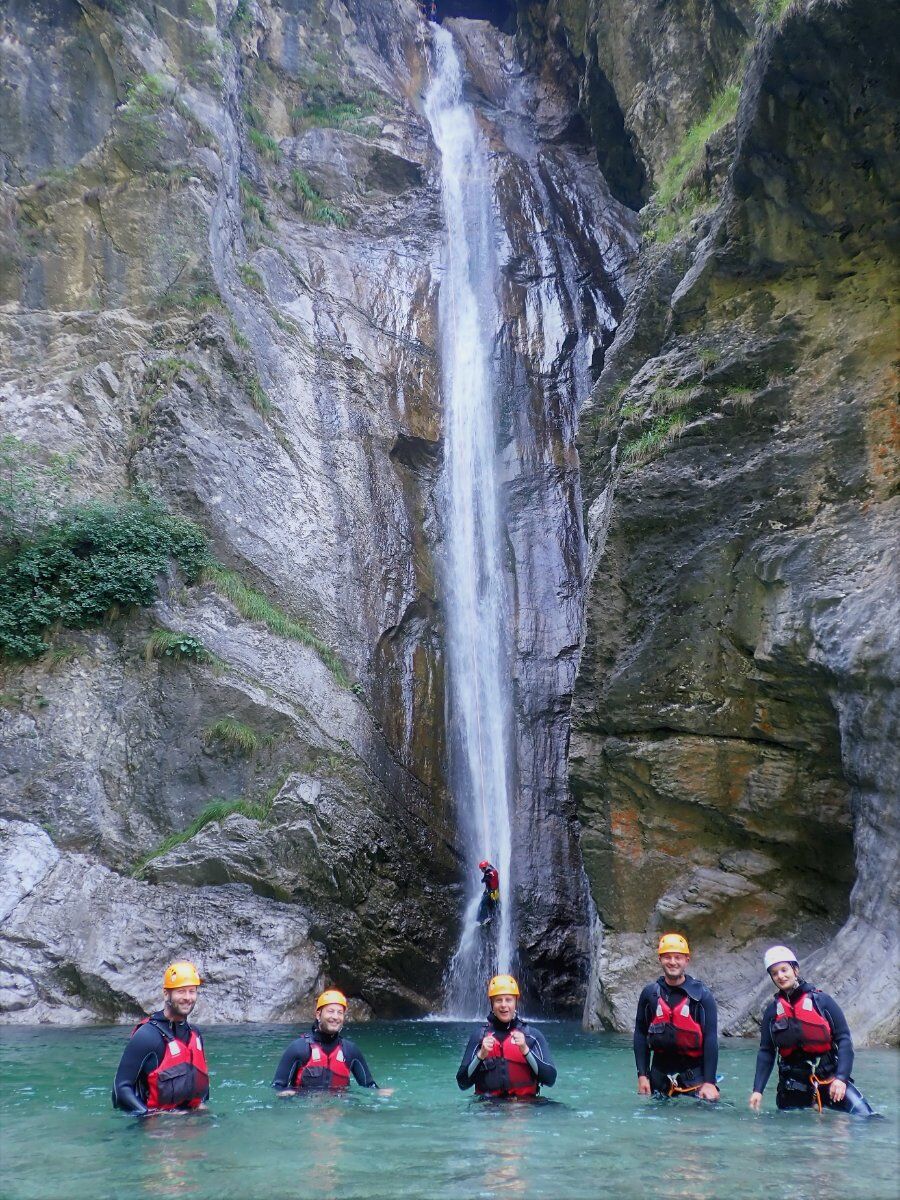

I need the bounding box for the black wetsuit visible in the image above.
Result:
[111,1010,208,1115]
[456,1013,556,1096]
[271,1026,379,1090]
[753,982,875,1115]
[634,975,719,1096]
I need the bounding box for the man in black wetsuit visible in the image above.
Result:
[749,944,875,1116]
[272,988,393,1094]
[634,933,720,1101]
[112,961,209,1115]
[456,974,556,1098]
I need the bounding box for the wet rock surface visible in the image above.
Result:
[560,0,899,1042]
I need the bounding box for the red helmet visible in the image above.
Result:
[478,860,490,870]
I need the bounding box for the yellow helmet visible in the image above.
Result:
[316,988,348,1010]
[163,961,202,989]
[487,974,520,998]
[657,933,690,956]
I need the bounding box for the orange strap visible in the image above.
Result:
[667,1080,703,1097]
[810,1073,835,1113]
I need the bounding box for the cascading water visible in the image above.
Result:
[423,26,514,1014]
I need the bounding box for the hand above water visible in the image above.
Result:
[749,1091,763,1110]
[829,1079,847,1103]
[477,1034,497,1059]
[697,1083,719,1102]
[637,1075,651,1095]
[507,1031,526,1050]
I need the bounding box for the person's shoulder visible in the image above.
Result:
[129,1015,168,1046]
[339,1035,363,1057]
[638,980,661,1001]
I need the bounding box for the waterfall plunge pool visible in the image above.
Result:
[1,1021,896,1199]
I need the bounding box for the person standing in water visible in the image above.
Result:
[749,945,875,1115]
[112,961,209,1115]
[272,989,393,1094]
[476,859,500,926]
[634,934,720,1101]
[456,974,556,1098]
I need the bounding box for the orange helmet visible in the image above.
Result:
[163,961,202,989]
[657,933,690,956]
[316,988,348,1010]
[487,974,520,998]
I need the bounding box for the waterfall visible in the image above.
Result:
[424,26,514,1015]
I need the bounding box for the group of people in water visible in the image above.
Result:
[111,935,876,1117]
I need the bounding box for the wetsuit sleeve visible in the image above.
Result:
[818,993,854,1080]
[456,1032,484,1090]
[633,985,654,1076]
[343,1040,378,1088]
[111,1024,166,1114]
[699,988,719,1085]
[752,1000,778,1094]
[524,1028,557,1087]
[271,1037,312,1090]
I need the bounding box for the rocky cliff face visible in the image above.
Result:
[0,1,633,1021]
[517,0,898,1042]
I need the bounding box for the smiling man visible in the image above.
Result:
[111,961,209,1116]
[272,989,392,1095]
[633,934,720,1101]
[456,974,556,1099]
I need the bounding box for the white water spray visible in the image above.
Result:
[424,26,514,1014]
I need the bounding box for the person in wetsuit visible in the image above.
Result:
[634,933,720,1101]
[749,945,875,1116]
[272,988,393,1095]
[456,974,556,1098]
[476,860,500,926]
[112,960,209,1115]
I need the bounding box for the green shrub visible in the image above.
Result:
[144,628,214,663]
[0,501,208,660]
[240,176,272,228]
[202,563,350,686]
[246,374,272,417]
[754,0,794,21]
[0,436,75,547]
[655,87,740,208]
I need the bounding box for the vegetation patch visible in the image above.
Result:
[204,716,275,756]
[132,795,271,875]
[240,175,273,230]
[621,410,692,467]
[655,87,740,208]
[754,0,795,22]
[144,628,216,664]
[289,169,348,227]
[248,127,282,161]
[238,262,265,292]
[202,563,350,686]
[0,495,207,661]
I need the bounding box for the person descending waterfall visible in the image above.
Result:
[749,946,876,1115]
[272,989,394,1095]
[112,961,209,1115]
[476,859,500,926]
[634,934,721,1101]
[456,975,557,1099]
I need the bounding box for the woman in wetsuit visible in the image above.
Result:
[749,945,876,1116]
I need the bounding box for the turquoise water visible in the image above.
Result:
[1,1021,897,1199]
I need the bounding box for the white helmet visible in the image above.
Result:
[763,945,798,972]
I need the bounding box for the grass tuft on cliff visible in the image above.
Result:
[289,169,348,227]
[144,628,217,665]
[132,796,271,875]
[655,85,740,209]
[0,491,208,661]
[202,564,350,686]
[204,716,274,756]
[621,410,692,467]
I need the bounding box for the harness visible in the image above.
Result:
[476,1025,538,1098]
[292,1036,352,1090]
[646,986,704,1058]
[132,1017,209,1111]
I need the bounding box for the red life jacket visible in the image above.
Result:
[483,868,499,893]
[133,1018,209,1111]
[476,1027,538,1098]
[771,991,833,1058]
[647,990,704,1058]
[292,1038,352,1090]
